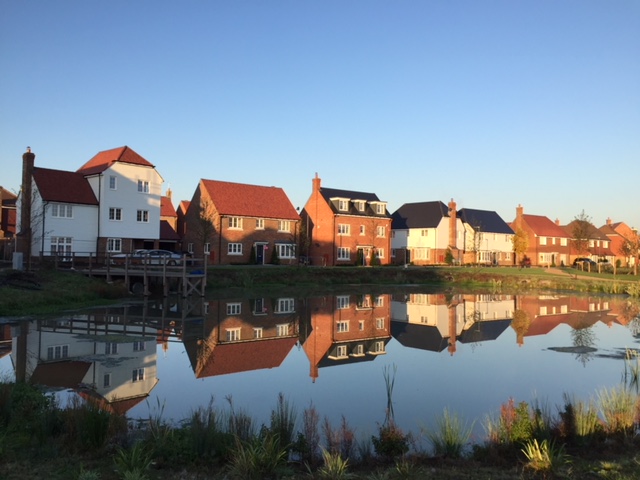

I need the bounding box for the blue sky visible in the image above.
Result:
[1,1,638,229]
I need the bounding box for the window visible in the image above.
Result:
[47,345,69,360]
[353,344,364,356]
[50,237,72,258]
[337,224,350,236]
[376,318,385,329]
[540,236,547,245]
[413,248,430,260]
[278,220,291,232]
[204,243,210,254]
[105,342,118,355]
[337,247,350,260]
[254,298,267,314]
[227,303,241,315]
[226,328,241,341]
[336,345,348,358]
[561,238,568,246]
[421,229,429,236]
[228,243,242,255]
[338,199,349,211]
[391,249,396,257]
[376,226,386,237]
[355,201,365,212]
[376,248,385,259]
[51,204,73,218]
[137,180,149,193]
[276,324,289,336]
[360,225,365,236]
[107,238,122,252]
[276,243,296,259]
[374,296,384,307]
[109,207,122,221]
[337,295,350,309]
[103,373,111,388]
[132,368,145,382]
[253,328,263,338]
[337,321,349,333]
[188,243,194,254]
[375,203,386,214]
[371,341,385,353]
[359,320,365,330]
[109,176,117,190]
[275,298,295,313]
[256,218,264,230]
[136,210,149,223]
[228,217,242,229]
[133,341,145,352]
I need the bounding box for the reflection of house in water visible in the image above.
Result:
[301,293,392,382]
[7,302,185,414]
[513,295,614,345]
[391,293,514,355]
[182,297,300,378]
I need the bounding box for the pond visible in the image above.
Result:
[2,288,639,445]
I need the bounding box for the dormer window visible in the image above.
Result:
[338,199,349,211]
[355,200,365,212]
[372,202,386,215]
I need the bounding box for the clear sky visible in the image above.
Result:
[1,1,638,229]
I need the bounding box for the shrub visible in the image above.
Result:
[425,408,473,458]
[372,421,410,460]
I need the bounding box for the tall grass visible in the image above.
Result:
[559,393,600,441]
[623,348,640,392]
[270,392,297,451]
[521,438,568,475]
[425,408,473,458]
[597,386,638,436]
[227,433,289,479]
[315,447,355,480]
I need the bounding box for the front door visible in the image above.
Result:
[256,244,265,264]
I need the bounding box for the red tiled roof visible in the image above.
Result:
[201,179,300,220]
[161,196,177,217]
[33,167,98,205]
[77,146,154,176]
[522,214,569,237]
[178,200,190,214]
[197,337,298,378]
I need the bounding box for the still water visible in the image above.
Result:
[2,289,639,443]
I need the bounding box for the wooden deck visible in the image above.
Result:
[46,253,208,297]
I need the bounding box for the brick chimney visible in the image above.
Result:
[515,204,524,230]
[606,217,612,226]
[312,172,321,192]
[448,198,457,248]
[17,147,35,255]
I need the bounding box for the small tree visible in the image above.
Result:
[511,228,529,266]
[620,234,640,275]
[195,197,216,257]
[571,210,593,258]
[445,248,454,266]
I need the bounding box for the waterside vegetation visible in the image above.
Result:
[2,371,640,479]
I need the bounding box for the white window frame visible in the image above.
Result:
[376,248,385,259]
[337,295,350,309]
[276,243,296,259]
[275,298,295,313]
[360,225,365,236]
[278,220,291,232]
[103,373,111,388]
[375,203,385,214]
[337,247,350,260]
[51,204,73,218]
[376,317,385,329]
[133,341,146,352]
[276,324,289,336]
[136,210,149,223]
[338,199,349,211]
[137,180,150,193]
[228,243,243,255]
[371,341,385,353]
[228,217,243,229]
[336,320,349,333]
[50,237,72,258]
[226,328,241,341]
[353,344,364,356]
[105,342,118,355]
[355,201,365,212]
[337,224,350,236]
[204,243,210,254]
[109,176,117,190]
[539,236,547,245]
[187,243,194,254]
[376,226,385,237]
[109,207,122,221]
[256,218,264,230]
[336,345,348,358]
[107,238,122,253]
[47,344,69,360]
[132,368,145,382]
[253,327,263,339]
[226,302,241,315]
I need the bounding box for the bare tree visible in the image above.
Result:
[194,197,216,257]
[620,232,640,275]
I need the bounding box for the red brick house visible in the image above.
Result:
[562,219,615,265]
[0,186,17,260]
[510,205,571,267]
[301,174,392,266]
[599,218,638,267]
[182,179,300,265]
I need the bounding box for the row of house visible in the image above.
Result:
[2,146,638,268]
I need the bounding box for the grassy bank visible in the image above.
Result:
[2,264,639,317]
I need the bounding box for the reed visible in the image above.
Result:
[521,438,568,475]
[269,392,297,451]
[623,348,640,392]
[425,407,473,458]
[597,386,638,436]
[227,433,289,479]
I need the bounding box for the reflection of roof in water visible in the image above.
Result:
[458,319,512,344]
[318,338,392,368]
[195,337,299,378]
[30,360,91,389]
[391,321,449,352]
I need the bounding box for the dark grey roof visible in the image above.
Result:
[457,208,514,234]
[320,187,390,217]
[391,201,449,229]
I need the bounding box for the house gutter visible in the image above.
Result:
[41,201,48,255]
[96,174,102,254]
[218,215,224,265]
